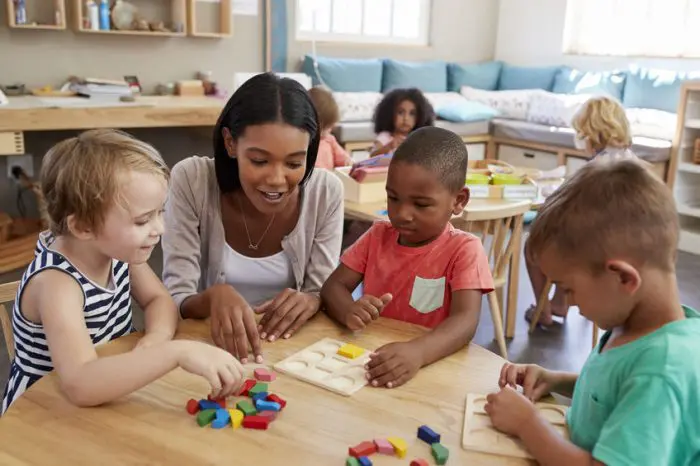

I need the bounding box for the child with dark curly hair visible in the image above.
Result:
[370,88,435,158]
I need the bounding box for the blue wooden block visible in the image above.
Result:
[418,424,441,445]
[251,391,269,402]
[198,399,220,411]
[211,408,231,429]
[358,456,372,466]
[255,399,281,412]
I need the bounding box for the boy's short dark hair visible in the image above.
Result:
[373,88,435,135]
[392,126,468,192]
[308,86,340,131]
[527,158,678,272]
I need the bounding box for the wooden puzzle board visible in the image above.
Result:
[273,338,370,396]
[462,393,569,459]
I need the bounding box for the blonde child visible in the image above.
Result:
[526,96,638,326]
[485,159,700,465]
[322,127,493,389]
[369,88,435,158]
[1,130,243,415]
[308,86,352,169]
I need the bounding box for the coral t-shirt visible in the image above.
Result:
[341,221,494,328]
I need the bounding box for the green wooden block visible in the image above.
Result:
[236,400,257,416]
[196,408,217,427]
[248,382,268,396]
[345,457,360,466]
[431,443,449,465]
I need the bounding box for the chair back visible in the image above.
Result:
[0,281,19,361]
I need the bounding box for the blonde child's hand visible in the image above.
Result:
[365,341,422,388]
[498,363,555,401]
[176,341,244,399]
[345,293,392,331]
[133,331,173,351]
[484,386,538,437]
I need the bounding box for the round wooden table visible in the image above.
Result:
[0,314,529,465]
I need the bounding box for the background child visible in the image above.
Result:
[369,87,435,158]
[525,95,638,326]
[485,159,700,465]
[308,86,352,169]
[2,129,243,415]
[322,126,493,389]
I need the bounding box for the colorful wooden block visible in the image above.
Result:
[358,456,372,466]
[242,415,271,430]
[248,382,268,396]
[254,368,276,382]
[255,400,281,412]
[228,409,244,429]
[266,393,287,409]
[410,459,429,466]
[238,379,257,396]
[374,439,394,455]
[349,441,377,458]
[417,425,441,445]
[236,400,257,417]
[196,408,217,427]
[251,391,269,402]
[211,408,231,429]
[207,395,226,409]
[387,437,407,458]
[186,398,200,415]
[337,343,365,359]
[258,410,278,421]
[345,458,360,466]
[431,443,449,465]
[198,399,220,411]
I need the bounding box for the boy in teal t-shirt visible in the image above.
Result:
[483,160,700,466]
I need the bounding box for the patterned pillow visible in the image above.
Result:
[526,91,592,127]
[333,92,383,122]
[460,86,543,120]
[625,108,677,141]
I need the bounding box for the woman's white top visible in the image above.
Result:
[222,244,296,306]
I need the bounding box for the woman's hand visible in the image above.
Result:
[254,289,321,341]
[205,284,263,364]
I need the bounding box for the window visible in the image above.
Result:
[296,0,431,45]
[563,0,700,58]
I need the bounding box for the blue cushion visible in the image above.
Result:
[553,68,627,100]
[447,61,502,91]
[498,65,561,91]
[436,101,499,122]
[302,55,383,92]
[382,59,447,92]
[623,67,700,113]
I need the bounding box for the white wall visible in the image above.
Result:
[495,0,700,71]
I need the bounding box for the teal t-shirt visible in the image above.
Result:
[567,306,700,465]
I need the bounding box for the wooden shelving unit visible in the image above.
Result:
[73,0,187,37]
[187,0,231,38]
[6,0,66,30]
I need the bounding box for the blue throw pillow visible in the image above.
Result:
[436,101,499,122]
[382,59,448,92]
[553,67,626,100]
[623,67,700,113]
[498,65,561,91]
[448,61,502,92]
[302,55,383,92]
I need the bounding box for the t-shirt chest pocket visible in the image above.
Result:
[409,276,446,314]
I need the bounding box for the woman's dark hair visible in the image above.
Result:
[213,72,320,193]
[372,87,435,135]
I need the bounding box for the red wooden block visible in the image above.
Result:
[242,415,271,430]
[266,393,286,409]
[349,441,377,458]
[258,410,278,421]
[239,379,257,396]
[410,460,429,466]
[186,398,200,415]
[207,395,226,409]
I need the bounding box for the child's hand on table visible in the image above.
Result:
[176,341,245,399]
[345,293,392,331]
[499,362,557,401]
[484,385,538,437]
[365,341,423,389]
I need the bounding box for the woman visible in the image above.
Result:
[162,73,344,362]
[526,95,637,326]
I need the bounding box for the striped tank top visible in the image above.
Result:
[1,232,134,415]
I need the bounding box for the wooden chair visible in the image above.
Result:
[528,278,600,348]
[451,200,531,359]
[0,281,19,361]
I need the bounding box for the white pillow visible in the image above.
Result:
[527,91,592,128]
[424,92,468,112]
[333,92,382,122]
[460,86,543,121]
[625,108,677,141]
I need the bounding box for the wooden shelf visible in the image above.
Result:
[187,0,231,38]
[75,27,185,37]
[73,0,187,37]
[6,0,66,29]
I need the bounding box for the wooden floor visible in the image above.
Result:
[1,238,699,392]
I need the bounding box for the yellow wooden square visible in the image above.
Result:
[337,343,365,359]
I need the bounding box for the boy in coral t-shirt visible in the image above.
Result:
[322,126,493,389]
